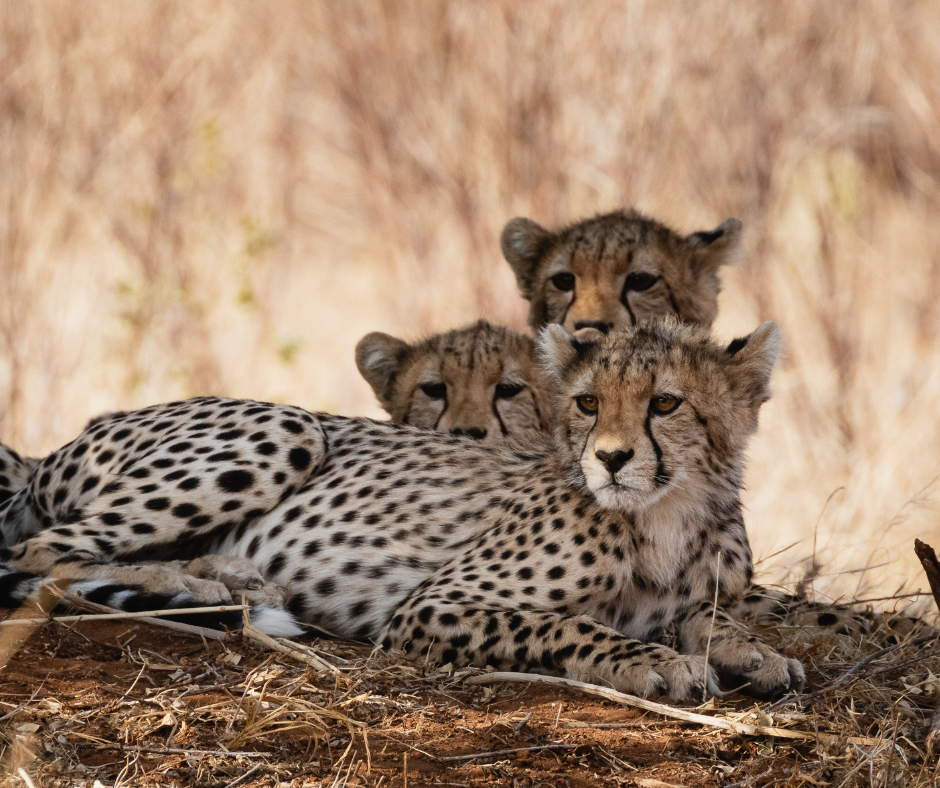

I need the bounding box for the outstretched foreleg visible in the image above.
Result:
[381,605,717,701]
[677,600,805,699]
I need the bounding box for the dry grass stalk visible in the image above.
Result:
[241,622,342,676]
[0,604,248,628]
[466,672,882,745]
[56,591,229,641]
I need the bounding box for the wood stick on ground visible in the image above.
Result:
[465,672,882,745]
[57,591,229,641]
[0,604,248,628]
[110,745,275,757]
[914,539,940,612]
[437,744,577,762]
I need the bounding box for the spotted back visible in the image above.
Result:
[501,209,741,337]
[355,319,553,440]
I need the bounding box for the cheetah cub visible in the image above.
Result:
[502,209,740,336]
[356,319,553,440]
[0,320,803,700]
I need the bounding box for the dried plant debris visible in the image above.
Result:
[0,602,935,788]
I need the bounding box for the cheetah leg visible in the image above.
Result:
[730,583,937,644]
[677,601,805,700]
[381,606,718,701]
[2,537,237,605]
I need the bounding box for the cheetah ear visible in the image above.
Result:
[724,321,781,406]
[687,217,743,273]
[501,217,553,300]
[537,324,596,381]
[355,332,411,409]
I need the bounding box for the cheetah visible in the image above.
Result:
[355,324,917,643]
[0,320,805,699]
[356,319,552,440]
[501,209,741,336]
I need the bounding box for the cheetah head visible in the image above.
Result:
[356,319,554,440]
[538,319,780,512]
[502,210,741,336]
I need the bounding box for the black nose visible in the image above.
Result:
[595,448,633,474]
[452,427,487,440]
[574,320,611,334]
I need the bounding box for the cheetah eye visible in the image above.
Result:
[624,272,659,292]
[650,394,681,415]
[495,383,524,399]
[550,272,575,292]
[419,383,447,400]
[575,395,598,415]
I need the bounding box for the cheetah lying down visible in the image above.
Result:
[0,320,804,700]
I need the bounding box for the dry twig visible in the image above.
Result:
[437,744,577,762]
[466,672,882,745]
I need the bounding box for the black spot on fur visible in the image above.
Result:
[217,470,254,493]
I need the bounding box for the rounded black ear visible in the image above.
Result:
[536,324,598,382]
[355,332,411,408]
[500,217,553,300]
[687,218,743,273]
[724,322,781,406]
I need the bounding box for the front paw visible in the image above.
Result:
[709,638,805,699]
[605,649,718,701]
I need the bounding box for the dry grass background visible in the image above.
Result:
[1,0,940,608]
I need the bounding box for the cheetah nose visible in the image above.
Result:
[595,448,633,474]
[452,427,487,440]
[574,320,611,335]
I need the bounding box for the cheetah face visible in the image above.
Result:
[501,211,741,336]
[539,320,780,513]
[356,320,553,440]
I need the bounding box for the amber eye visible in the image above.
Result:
[420,382,447,400]
[550,272,575,292]
[624,272,658,292]
[495,383,524,399]
[651,394,681,415]
[576,395,599,414]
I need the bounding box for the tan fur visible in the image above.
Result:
[501,209,741,335]
[356,319,553,440]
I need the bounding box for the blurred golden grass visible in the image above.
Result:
[1,1,940,605]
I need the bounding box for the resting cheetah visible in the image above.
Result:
[0,320,804,699]
[501,209,740,335]
[356,320,552,440]
[357,323,918,642]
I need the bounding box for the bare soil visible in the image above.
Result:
[0,618,936,787]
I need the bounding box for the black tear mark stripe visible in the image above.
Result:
[491,357,509,436]
[643,413,668,486]
[661,277,681,317]
[431,396,449,431]
[557,248,577,326]
[578,410,599,474]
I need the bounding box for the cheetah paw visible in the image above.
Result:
[181,555,267,591]
[606,652,719,700]
[709,638,805,699]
